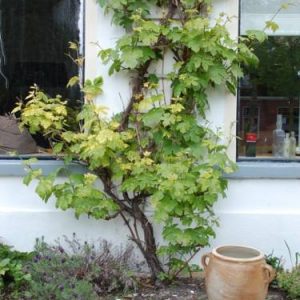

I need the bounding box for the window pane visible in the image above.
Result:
[0,0,82,154]
[241,0,300,36]
[239,1,300,159]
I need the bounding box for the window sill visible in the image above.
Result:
[226,161,300,179]
[0,158,86,176]
[2,158,299,179]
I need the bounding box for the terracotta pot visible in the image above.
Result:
[201,245,275,300]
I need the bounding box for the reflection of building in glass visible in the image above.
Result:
[238,36,300,158]
[239,97,299,156]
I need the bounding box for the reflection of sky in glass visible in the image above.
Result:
[241,0,300,35]
[241,0,300,14]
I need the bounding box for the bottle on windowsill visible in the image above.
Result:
[272,114,285,157]
[283,132,290,158]
[290,131,296,158]
[245,133,257,157]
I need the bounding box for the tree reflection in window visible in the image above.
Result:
[239,36,300,158]
[0,0,82,153]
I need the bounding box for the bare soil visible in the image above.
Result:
[100,278,287,300]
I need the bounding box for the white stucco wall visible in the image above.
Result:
[1,0,300,270]
[2,176,300,268]
[204,179,300,268]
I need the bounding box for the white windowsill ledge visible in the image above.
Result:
[227,161,300,179]
[0,159,86,176]
[0,158,299,179]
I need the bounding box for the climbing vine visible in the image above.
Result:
[15,0,258,281]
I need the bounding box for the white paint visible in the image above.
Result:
[200,179,300,269]
[1,0,300,271]
[2,177,300,269]
[85,0,131,116]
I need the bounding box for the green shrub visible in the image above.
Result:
[16,235,137,299]
[265,252,284,287]
[278,267,300,299]
[0,243,32,295]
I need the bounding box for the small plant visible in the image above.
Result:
[276,242,300,299]
[16,235,137,299]
[0,243,32,296]
[265,252,284,287]
[285,240,300,268]
[278,267,300,299]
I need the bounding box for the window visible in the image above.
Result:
[238,0,300,160]
[0,0,83,155]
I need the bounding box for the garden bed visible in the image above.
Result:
[102,279,287,300]
[0,238,290,299]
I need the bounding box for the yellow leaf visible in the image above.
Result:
[69,41,78,50]
[67,76,80,88]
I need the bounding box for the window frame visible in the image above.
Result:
[237,0,300,164]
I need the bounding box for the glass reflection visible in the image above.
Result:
[239,36,300,158]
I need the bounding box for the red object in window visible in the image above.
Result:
[245,133,257,142]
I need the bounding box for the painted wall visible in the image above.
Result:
[2,176,300,268]
[1,0,300,270]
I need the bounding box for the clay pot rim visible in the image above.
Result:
[212,245,265,263]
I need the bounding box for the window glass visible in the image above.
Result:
[0,0,83,155]
[238,1,300,159]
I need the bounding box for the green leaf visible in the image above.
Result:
[121,48,143,69]
[226,81,237,95]
[208,65,227,85]
[22,157,38,166]
[67,76,80,88]
[121,47,155,69]
[187,37,202,52]
[35,178,53,202]
[97,0,106,8]
[82,76,104,100]
[265,21,279,33]
[108,59,121,75]
[231,64,244,78]
[70,173,85,184]
[56,193,73,211]
[23,169,42,186]
[163,225,182,242]
[53,142,64,154]
[246,30,267,43]
[0,258,10,267]
[142,108,164,128]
